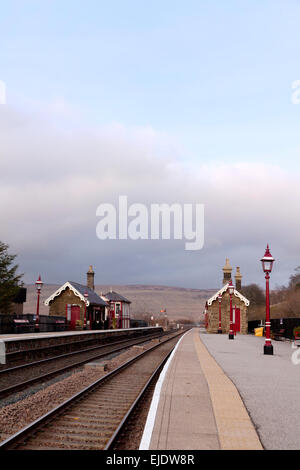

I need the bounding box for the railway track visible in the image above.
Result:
[0,330,184,450]
[0,330,172,398]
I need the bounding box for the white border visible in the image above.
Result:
[139,329,191,450]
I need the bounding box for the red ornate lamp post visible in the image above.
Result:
[227,281,234,340]
[261,244,275,355]
[218,293,222,334]
[84,291,88,330]
[35,275,43,332]
[204,302,208,329]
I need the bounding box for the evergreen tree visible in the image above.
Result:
[0,242,23,313]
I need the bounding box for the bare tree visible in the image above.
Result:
[241,284,265,307]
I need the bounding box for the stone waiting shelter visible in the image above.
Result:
[205,259,249,334]
[44,266,109,330]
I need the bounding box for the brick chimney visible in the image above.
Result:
[87,265,95,290]
[222,258,232,285]
[235,266,242,291]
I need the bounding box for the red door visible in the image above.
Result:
[70,306,81,330]
[235,308,241,333]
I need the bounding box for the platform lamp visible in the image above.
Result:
[83,291,89,330]
[227,281,235,340]
[35,275,43,332]
[261,244,275,355]
[218,293,222,334]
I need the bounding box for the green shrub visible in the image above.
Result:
[293,326,300,337]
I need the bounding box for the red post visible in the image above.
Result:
[84,291,88,330]
[261,245,274,355]
[229,293,234,339]
[84,302,87,330]
[227,281,234,339]
[35,275,43,333]
[218,294,222,334]
[35,289,40,332]
[264,272,273,352]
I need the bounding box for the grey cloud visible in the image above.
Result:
[0,105,298,288]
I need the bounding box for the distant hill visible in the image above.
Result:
[23,284,216,323]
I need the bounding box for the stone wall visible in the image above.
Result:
[48,287,85,321]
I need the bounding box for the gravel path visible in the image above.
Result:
[200,331,300,450]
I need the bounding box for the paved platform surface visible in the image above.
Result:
[201,332,300,450]
[140,328,262,450]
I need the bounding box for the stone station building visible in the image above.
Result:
[44,266,132,330]
[45,266,109,330]
[205,259,249,334]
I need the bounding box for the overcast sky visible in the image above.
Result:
[1,0,300,289]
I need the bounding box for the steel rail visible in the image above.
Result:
[0,330,186,450]
[0,330,165,375]
[1,327,162,362]
[0,331,171,398]
[104,348,172,449]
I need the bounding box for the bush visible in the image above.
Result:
[293,326,300,337]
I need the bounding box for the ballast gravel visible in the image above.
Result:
[0,342,153,442]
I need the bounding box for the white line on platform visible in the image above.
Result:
[139,329,191,450]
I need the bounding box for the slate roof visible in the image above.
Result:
[70,282,108,306]
[104,290,131,303]
[44,281,109,307]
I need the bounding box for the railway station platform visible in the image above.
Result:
[0,326,160,341]
[0,327,163,356]
[140,328,263,450]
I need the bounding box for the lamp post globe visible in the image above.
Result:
[261,244,275,355]
[35,275,43,332]
[227,281,234,339]
[217,293,222,334]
